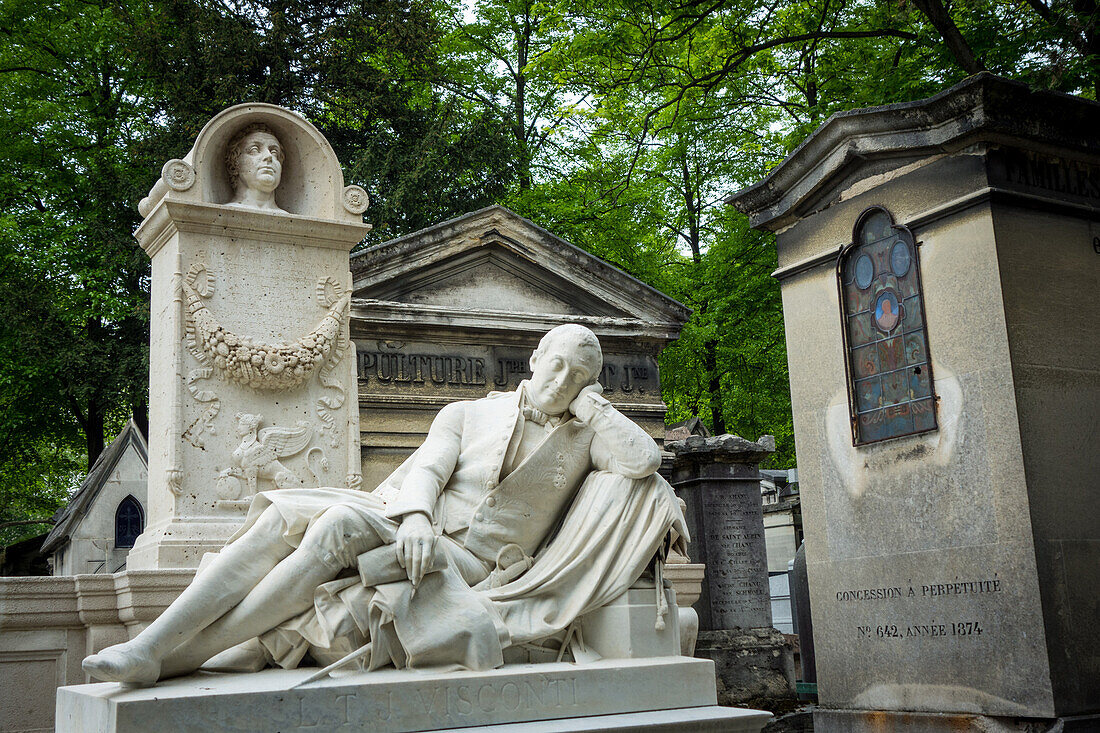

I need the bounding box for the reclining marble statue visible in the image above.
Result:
[83,323,688,686]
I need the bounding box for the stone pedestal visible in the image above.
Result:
[667,434,775,632]
[55,659,772,733]
[667,434,795,706]
[727,74,1100,731]
[0,571,194,733]
[577,584,682,660]
[127,104,370,569]
[695,628,796,707]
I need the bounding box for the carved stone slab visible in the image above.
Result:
[668,435,776,631]
[55,658,773,733]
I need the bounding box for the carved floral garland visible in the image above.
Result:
[182,280,350,392]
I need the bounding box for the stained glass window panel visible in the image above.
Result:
[840,207,937,444]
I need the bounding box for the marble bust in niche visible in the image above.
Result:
[225,123,286,212]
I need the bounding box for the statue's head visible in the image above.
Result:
[527,324,603,415]
[235,412,261,436]
[225,123,285,210]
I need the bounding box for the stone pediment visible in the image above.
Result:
[363,241,622,317]
[41,420,148,556]
[351,206,690,329]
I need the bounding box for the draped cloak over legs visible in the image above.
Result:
[224,470,686,672]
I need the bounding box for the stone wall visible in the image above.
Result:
[0,572,193,733]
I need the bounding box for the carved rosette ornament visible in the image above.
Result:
[182,280,350,392]
[161,159,196,192]
[341,185,369,214]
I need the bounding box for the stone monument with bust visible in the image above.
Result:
[125,104,370,571]
[224,123,286,212]
[56,104,771,732]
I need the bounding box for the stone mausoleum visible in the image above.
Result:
[41,421,149,577]
[348,205,692,488]
[728,73,1100,732]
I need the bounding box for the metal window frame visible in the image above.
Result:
[114,494,145,549]
[836,205,939,446]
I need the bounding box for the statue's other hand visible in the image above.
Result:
[568,382,604,421]
[395,512,436,586]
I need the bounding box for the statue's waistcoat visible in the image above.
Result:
[458,406,594,564]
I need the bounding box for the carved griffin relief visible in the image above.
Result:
[216,413,330,499]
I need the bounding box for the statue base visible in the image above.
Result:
[56,657,771,732]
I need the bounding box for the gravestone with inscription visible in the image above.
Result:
[349,205,689,488]
[668,434,796,705]
[670,435,774,630]
[728,74,1100,731]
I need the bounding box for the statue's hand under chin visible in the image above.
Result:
[568,383,605,421]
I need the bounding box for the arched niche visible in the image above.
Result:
[138,103,367,223]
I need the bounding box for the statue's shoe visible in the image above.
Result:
[82,643,161,687]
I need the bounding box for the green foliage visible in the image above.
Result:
[3,0,1097,530]
[0,442,83,547]
[0,0,515,541]
[0,0,156,477]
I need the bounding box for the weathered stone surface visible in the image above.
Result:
[667,434,776,463]
[815,709,1100,732]
[726,74,1100,730]
[726,72,1100,232]
[56,658,763,733]
[789,544,815,688]
[695,628,796,707]
[669,435,774,631]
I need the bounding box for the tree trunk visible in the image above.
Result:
[132,394,149,439]
[911,0,985,75]
[86,397,105,466]
[1076,0,1100,99]
[514,5,532,191]
[704,340,726,434]
[680,150,725,434]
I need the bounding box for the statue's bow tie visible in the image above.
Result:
[522,406,564,427]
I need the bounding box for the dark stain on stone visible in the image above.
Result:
[896,443,929,462]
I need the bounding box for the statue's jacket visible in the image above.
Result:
[238,386,687,672]
[377,386,662,565]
